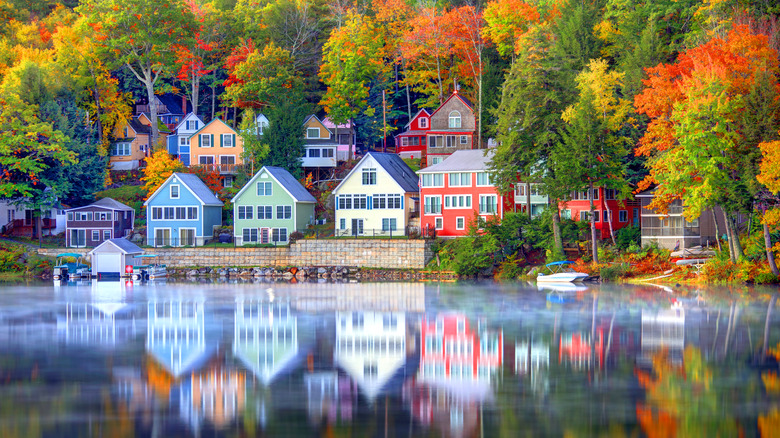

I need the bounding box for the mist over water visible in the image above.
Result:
[0,280,777,437]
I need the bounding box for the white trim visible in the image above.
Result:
[231,166,315,203]
[332,153,407,196]
[197,154,215,165]
[641,235,701,239]
[455,216,465,230]
[153,227,172,247]
[178,227,197,246]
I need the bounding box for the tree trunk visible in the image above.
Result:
[405,84,411,120]
[712,208,723,252]
[477,57,482,149]
[211,85,216,120]
[603,192,616,246]
[525,181,531,220]
[92,85,104,146]
[763,295,777,361]
[764,222,778,276]
[552,208,564,260]
[37,214,42,248]
[729,214,744,260]
[589,182,598,265]
[348,119,354,160]
[145,79,160,151]
[192,75,199,119]
[724,212,736,263]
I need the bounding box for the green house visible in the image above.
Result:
[231,166,316,245]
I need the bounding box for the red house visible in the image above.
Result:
[559,188,640,239]
[418,313,503,383]
[418,149,513,237]
[425,91,476,167]
[394,109,431,160]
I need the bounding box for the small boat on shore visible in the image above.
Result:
[131,255,167,281]
[536,261,588,283]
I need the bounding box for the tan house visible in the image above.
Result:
[425,91,477,167]
[301,115,338,169]
[188,118,244,187]
[109,117,151,170]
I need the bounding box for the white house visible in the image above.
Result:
[166,113,205,167]
[332,152,419,236]
[87,238,144,280]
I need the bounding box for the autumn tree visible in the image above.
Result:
[78,0,196,149]
[554,59,633,264]
[482,0,540,59]
[140,149,185,198]
[223,42,300,110]
[319,12,387,158]
[635,25,780,263]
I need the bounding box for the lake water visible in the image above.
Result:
[0,279,778,437]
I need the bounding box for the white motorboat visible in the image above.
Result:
[536,261,588,283]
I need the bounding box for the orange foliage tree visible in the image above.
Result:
[635,25,780,262]
[140,149,185,199]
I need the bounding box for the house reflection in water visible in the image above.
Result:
[146,299,214,378]
[335,311,408,402]
[58,281,139,346]
[515,341,550,395]
[407,313,503,437]
[179,365,246,430]
[640,302,685,366]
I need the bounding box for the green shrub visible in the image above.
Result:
[600,262,630,281]
[614,225,641,250]
[753,272,779,284]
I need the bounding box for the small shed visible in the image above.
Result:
[88,238,144,280]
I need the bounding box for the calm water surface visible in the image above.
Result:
[0,279,778,437]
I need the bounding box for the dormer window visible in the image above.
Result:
[448,111,461,128]
[419,117,428,129]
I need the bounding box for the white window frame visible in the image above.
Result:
[257,182,272,196]
[424,195,441,215]
[479,195,497,214]
[448,111,461,128]
[276,205,292,220]
[198,155,214,165]
[222,133,233,148]
[179,228,196,246]
[435,217,443,230]
[91,230,100,241]
[456,217,465,230]
[476,172,492,187]
[200,134,212,148]
[170,184,180,199]
[362,168,377,185]
[307,127,320,138]
[257,205,272,219]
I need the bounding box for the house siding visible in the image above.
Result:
[559,187,639,239]
[189,119,244,169]
[146,175,220,246]
[65,206,134,248]
[333,155,415,235]
[232,168,315,245]
[109,122,147,169]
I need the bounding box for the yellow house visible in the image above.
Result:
[109,117,151,170]
[189,118,244,187]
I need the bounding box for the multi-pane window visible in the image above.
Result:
[111,143,131,156]
[382,218,397,231]
[243,228,258,243]
[421,173,444,187]
[180,137,188,146]
[222,134,233,147]
[257,182,272,196]
[594,211,601,222]
[435,217,443,229]
[619,210,627,222]
[362,168,377,185]
[308,148,320,157]
[444,195,471,208]
[424,196,441,214]
[460,135,468,144]
[580,211,589,221]
[175,207,186,219]
[170,184,179,199]
[456,217,465,229]
[371,194,403,209]
[479,195,497,214]
[187,207,198,219]
[419,117,428,128]
[446,135,457,147]
[238,205,253,220]
[276,205,292,219]
[152,207,162,220]
[257,206,272,219]
[448,172,470,187]
[199,156,213,165]
[322,148,334,157]
[186,120,198,130]
[201,134,212,147]
[272,228,288,242]
[429,135,443,148]
[338,195,352,210]
[220,156,235,165]
[103,230,111,240]
[449,111,461,128]
[92,231,100,241]
[307,127,319,138]
[476,172,492,186]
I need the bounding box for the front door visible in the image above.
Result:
[155,228,170,247]
[70,229,86,247]
[260,228,270,244]
[351,219,363,236]
[180,229,195,246]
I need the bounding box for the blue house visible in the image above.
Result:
[166,113,204,166]
[144,173,223,247]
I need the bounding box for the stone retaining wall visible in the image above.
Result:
[38,239,433,269]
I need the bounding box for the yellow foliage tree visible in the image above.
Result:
[141,149,185,199]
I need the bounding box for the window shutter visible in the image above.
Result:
[335,196,339,210]
[218,133,223,148]
[400,196,404,209]
[210,134,214,147]
[232,134,236,148]
[367,196,372,210]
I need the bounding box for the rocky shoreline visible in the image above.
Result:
[167,266,458,281]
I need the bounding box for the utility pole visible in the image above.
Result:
[382,90,387,153]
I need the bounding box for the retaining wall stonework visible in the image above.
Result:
[38,239,434,269]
